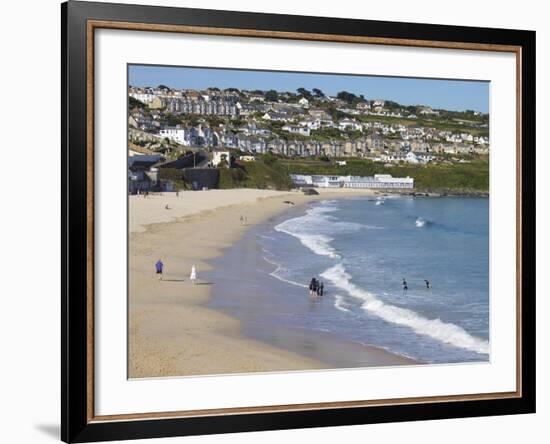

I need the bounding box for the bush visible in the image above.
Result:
[218,160,293,191]
[157,168,189,190]
[262,152,278,165]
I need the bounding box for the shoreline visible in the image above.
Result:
[385,188,489,198]
[206,211,422,368]
[128,188,415,378]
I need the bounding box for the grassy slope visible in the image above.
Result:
[218,160,294,190]
[210,155,489,193]
[356,115,489,137]
[279,159,489,192]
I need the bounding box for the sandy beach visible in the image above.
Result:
[129,188,416,378]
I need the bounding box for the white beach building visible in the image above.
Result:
[290,173,414,190]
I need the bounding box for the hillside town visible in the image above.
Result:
[128,84,489,193]
[129,85,489,159]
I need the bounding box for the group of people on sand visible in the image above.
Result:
[155,259,197,284]
[402,278,431,294]
[309,278,324,297]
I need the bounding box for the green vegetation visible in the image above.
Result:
[355,114,488,137]
[310,127,346,141]
[218,155,293,190]
[129,96,147,109]
[205,115,225,127]
[265,89,279,101]
[157,168,191,190]
[336,90,366,105]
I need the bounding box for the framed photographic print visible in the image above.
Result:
[61,1,536,442]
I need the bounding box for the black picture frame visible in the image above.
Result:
[62,1,536,442]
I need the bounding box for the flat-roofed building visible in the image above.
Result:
[290,173,414,190]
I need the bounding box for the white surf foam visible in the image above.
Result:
[295,234,339,259]
[262,254,308,288]
[274,201,377,259]
[334,295,351,313]
[321,264,490,355]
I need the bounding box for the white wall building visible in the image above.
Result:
[158,127,189,145]
[282,124,311,136]
[338,118,363,132]
[405,151,435,164]
[129,92,156,104]
[290,173,414,189]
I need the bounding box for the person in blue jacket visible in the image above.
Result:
[155,259,164,281]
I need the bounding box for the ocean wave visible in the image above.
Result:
[262,254,308,288]
[334,295,351,312]
[274,201,378,259]
[321,264,490,355]
[415,217,432,228]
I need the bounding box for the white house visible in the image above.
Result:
[446,133,463,143]
[380,152,407,163]
[475,136,489,145]
[418,107,440,116]
[249,94,265,102]
[298,97,310,107]
[129,91,156,104]
[262,112,289,122]
[338,118,363,132]
[405,151,435,164]
[298,118,322,130]
[282,124,311,136]
[158,127,194,145]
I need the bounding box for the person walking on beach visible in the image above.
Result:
[190,264,197,285]
[318,282,324,296]
[424,279,431,289]
[155,259,164,281]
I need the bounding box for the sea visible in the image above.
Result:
[207,196,489,366]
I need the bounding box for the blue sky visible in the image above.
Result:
[129,65,489,113]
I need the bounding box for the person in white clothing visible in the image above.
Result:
[190,265,197,284]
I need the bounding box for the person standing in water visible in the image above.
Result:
[190,264,197,284]
[424,279,431,289]
[309,278,317,296]
[402,278,408,294]
[155,259,163,281]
